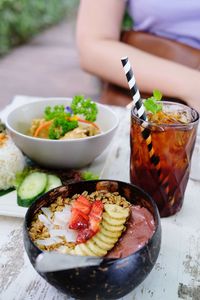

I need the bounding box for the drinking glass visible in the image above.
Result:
[130,101,199,217]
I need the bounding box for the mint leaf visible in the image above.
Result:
[144,98,161,114]
[153,89,162,101]
[144,90,163,114]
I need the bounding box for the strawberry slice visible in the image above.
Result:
[75,208,89,221]
[69,199,104,244]
[69,209,88,230]
[76,228,95,244]
[69,196,91,230]
[72,195,91,215]
[89,200,104,233]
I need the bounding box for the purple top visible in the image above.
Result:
[127,0,200,49]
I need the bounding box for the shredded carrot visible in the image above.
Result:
[34,120,52,137]
[76,117,99,129]
[0,133,5,140]
[0,133,7,146]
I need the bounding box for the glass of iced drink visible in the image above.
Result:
[130,101,199,217]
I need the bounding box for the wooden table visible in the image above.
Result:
[0,96,200,300]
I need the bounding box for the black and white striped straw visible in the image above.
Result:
[121,56,170,197]
[121,56,156,157]
[121,56,147,121]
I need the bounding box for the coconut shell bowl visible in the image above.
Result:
[23,180,161,300]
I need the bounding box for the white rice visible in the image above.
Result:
[0,135,25,190]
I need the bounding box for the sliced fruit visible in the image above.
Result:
[87,240,106,256]
[69,249,75,255]
[100,226,122,238]
[72,203,130,257]
[79,243,96,256]
[69,209,88,230]
[104,204,130,219]
[76,228,94,244]
[75,209,89,221]
[72,205,129,257]
[102,220,125,232]
[102,212,126,226]
[92,235,114,251]
[96,231,118,245]
[74,244,85,256]
[72,195,91,215]
[88,200,104,232]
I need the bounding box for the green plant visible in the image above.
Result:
[0,0,79,56]
[122,11,133,30]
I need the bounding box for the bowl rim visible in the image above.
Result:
[24,179,161,264]
[5,98,119,143]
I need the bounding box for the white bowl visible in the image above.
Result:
[5,98,119,169]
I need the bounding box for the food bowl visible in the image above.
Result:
[24,180,161,299]
[5,98,119,168]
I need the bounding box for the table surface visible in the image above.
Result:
[0,96,200,300]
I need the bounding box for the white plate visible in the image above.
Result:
[0,96,113,218]
[0,151,108,218]
[0,148,109,218]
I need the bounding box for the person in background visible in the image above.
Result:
[76,0,200,111]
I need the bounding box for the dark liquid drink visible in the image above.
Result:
[130,102,199,217]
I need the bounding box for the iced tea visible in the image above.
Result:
[130,101,199,217]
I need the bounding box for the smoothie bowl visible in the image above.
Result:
[23,180,161,299]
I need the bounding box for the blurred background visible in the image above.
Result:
[0,0,101,110]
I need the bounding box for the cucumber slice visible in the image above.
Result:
[45,174,62,192]
[17,172,48,207]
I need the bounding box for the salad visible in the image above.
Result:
[29,95,100,140]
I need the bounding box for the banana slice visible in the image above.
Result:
[96,232,118,245]
[92,235,114,251]
[102,212,126,226]
[100,226,122,238]
[69,249,76,255]
[102,220,125,232]
[73,244,85,256]
[104,204,130,219]
[87,240,107,256]
[79,243,96,256]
